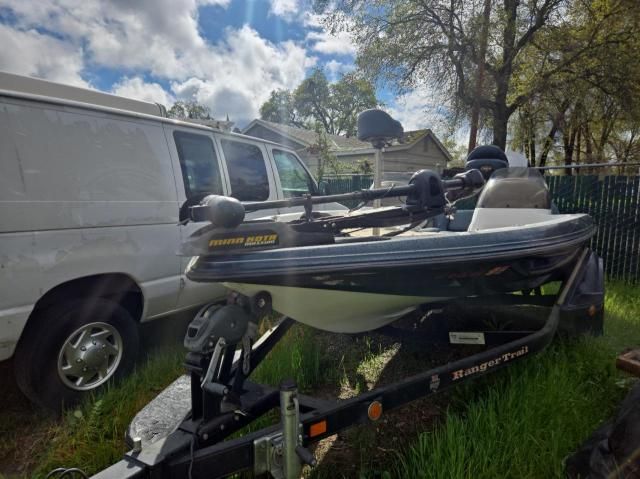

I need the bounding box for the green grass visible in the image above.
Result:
[251,324,324,391]
[29,323,324,478]
[10,283,640,478]
[391,282,640,479]
[32,347,185,478]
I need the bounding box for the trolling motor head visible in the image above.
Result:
[406,170,446,209]
[405,169,485,209]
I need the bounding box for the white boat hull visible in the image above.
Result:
[224,282,441,333]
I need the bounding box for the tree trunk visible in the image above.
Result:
[584,123,593,163]
[529,126,537,167]
[538,124,558,168]
[563,127,577,176]
[575,128,582,176]
[468,0,492,153]
[492,104,509,150]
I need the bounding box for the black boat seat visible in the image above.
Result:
[465,145,509,180]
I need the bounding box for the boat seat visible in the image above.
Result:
[468,208,553,231]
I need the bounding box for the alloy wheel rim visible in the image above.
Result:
[57,322,123,391]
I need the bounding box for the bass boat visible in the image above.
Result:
[181,159,594,334]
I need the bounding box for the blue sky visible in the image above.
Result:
[0,0,441,131]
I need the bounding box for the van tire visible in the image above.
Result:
[13,298,139,412]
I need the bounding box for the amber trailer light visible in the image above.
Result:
[309,420,327,438]
[367,401,383,421]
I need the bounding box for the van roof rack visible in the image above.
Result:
[0,71,166,117]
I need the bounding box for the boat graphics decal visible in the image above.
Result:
[209,231,278,250]
[451,345,529,381]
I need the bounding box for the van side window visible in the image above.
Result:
[272,149,317,198]
[220,140,269,201]
[174,131,223,197]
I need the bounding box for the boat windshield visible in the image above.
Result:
[477,167,551,209]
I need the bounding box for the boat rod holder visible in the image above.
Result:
[189,168,485,227]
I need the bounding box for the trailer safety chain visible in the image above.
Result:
[46,467,89,479]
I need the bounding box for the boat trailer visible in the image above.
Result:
[92,248,604,479]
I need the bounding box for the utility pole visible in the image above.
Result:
[468,0,492,153]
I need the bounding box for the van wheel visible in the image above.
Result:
[14,298,139,411]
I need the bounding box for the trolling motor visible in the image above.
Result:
[178,168,485,257]
[188,168,485,228]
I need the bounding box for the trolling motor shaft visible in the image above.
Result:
[189,168,485,227]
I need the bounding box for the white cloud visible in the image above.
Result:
[0,0,317,123]
[324,59,353,82]
[196,0,231,5]
[111,77,175,106]
[306,29,356,55]
[269,0,299,19]
[0,24,87,86]
[303,12,356,56]
[171,26,317,124]
[387,88,450,132]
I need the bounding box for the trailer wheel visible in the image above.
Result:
[14,298,139,411]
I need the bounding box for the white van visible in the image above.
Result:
[0,72,335,409]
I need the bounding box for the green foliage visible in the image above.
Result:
[33,347,184,478]
[393,281,640,479]
[508,0,640,167]
[259,69,377,137]
[318,0,640,150]
[251,324,323,392]
[353,158,373,175]
[309,122,351,180]
[167,100,211,120]
[259,89,301,127]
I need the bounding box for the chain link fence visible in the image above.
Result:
[547,175,640,283]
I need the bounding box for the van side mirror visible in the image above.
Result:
[318,181,331,196]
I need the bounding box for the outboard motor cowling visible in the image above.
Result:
[465,145,509,180]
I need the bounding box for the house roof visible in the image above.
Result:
[243,119,371,150]
[242,119,452,162]
[335,129,453,162]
